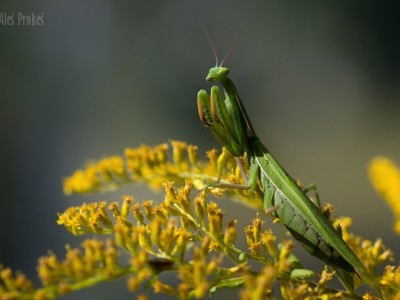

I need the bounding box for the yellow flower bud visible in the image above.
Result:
[121,196,133,218]
[187,144,199,168]
[194,192,206,219]
[223,220,237,246]
[142,200,154,221]
[136,226,152,252]
[171,141,187,170]
[132,202,145,225]
[153,280,175,295]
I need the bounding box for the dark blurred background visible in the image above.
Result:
[1,1,400,298]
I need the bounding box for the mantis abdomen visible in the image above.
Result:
[262,172,355,272]
[253,138,366,275]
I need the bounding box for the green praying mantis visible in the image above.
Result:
[196,39,370,289]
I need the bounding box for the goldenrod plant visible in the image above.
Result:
[369,157,400,234]
[0,141,399,299]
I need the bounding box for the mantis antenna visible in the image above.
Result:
[220,26,247,66]
[199,23,247,67]
[199,23,219,67]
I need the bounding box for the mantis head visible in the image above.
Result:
[206,67,229,82]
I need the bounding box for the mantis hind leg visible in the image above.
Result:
[299,182,321,208]
[301,183,337,221]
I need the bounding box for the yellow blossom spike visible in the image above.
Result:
[108,202,123,221]
[278,240,294,274]
[135,226,152,252]
[63,141,263,210]
[151,204,168,223]
[317,266,335,290]
[216,147,230,177]
[322,202,334,220]
[171,141,187,169]
[163,181,177,206]
[132,202,145,225]
[104,239,119,277]
[207,202,224,239]
[8,140,398,300]
[369,156,400,234]
[194,191,206,219]
[200,236,211,256]
[149,217,163,248]
[261,230,277,260]
[333,216,393,272]
[187,145,200,169]
[379,265,400,298]
[241,266,276,300]
[244,224,255,241]
[121,196,133,218]
[0,268,35,293]
[206,148,218,172]
[248,241,262,257]
[155,143,169,164]
[136,294,149,300]
[223,220,237,246]
[251,214,264,242]
[114,223,128,249]
[174,228,190,260]
[63,165,100,195]
[130,251,149,273]
[153,280,176,296]
[177,180,193,213]
[178,283,190,299]
[96,156,126,180]
[57,202,114,235]
[158,220,177,254]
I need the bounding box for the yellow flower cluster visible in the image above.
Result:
[63,141,263,209]
[59,182,231,297]
[63,164,100,195]
[62,141,218,194]
[38,239,120,287]
[0,268,35,300]
[57,201,115,235]
[379,265,400,299]
[279,267,347,300]
[57,180,349,299]
[334,217,393,270]
[58,181,240,259]
[240,265,276,299]
[369,156,400,234]
[1,239,124,300]
[5,142,399,299]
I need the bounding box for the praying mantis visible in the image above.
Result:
[196,46,369,287]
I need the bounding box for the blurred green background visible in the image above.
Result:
[1,1,400,298]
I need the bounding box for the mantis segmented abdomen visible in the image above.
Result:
[261,169,354,273]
